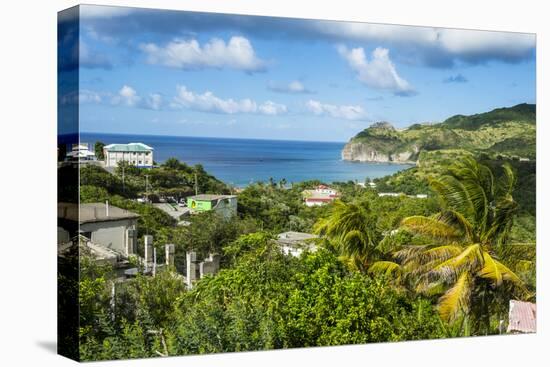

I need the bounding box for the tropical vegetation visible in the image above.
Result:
[61,105,536,361]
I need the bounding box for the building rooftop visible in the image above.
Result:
[507,300,536,333]
[104,143,154,152]
[276,231,319,246]
[188,194,237,201]
[58,202,140,224]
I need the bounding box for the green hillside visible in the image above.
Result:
[348,103,536,160]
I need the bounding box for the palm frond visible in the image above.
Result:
[430,244,484,282]
[501,162,517,197]
[477,251,503,287]
[393,245,428,264]
[401,215,461,241]
[368,261,402,278]
[430,176,475,219]
[415,280,446,297]
[479,257,523,287]
[417,244,463,264]
[438,271,472,323]
[437,210,475,243]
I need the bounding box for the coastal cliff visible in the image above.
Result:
[341,140,418,163]
[341,104,536,164]
[341,121,419,164]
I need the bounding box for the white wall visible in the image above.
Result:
[80,219,137,253]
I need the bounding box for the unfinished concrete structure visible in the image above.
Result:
[185,251,221,288]
[58,202,139,256]
[186,251,198,288]
[165,244,175,267]
[199,254,221,278]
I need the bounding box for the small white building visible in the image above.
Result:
[66,142,96,161]
[276,231,319,257]
[302,185,340,207]
[104,142,154,168]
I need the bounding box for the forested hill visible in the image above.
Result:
[342,103,536,163]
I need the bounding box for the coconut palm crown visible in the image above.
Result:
[386,157,527,324]
[314,200,380,270]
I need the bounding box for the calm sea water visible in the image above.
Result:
[81,133,412,187]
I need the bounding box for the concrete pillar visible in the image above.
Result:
[186,251,197,288]
[165,244,175,267]
[126,229,136,256]
[152,247,157,277]
[210,254,221,272]
[199,253,221,278]
[144,235,153,264]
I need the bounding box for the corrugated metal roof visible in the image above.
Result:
[104,143,154,152]
[507,300,536,333]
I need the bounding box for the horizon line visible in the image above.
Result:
[79,131,349,144]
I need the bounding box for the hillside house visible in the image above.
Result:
[58,202,139,256]
[187,194,238,219]
[276,231,319,257]
[103,142,154,168]
[302,185,340,207]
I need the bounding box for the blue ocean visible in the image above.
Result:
[81,133,412,187]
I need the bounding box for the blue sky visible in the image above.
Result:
[60,5,536,142]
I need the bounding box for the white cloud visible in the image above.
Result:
[306,100,368,121]
[259,101,288,115]
[145,93,163,110]
[140,36,266,72]
[436,28,535,61]
[268,80,313,94]
[315,22,534,65]
[172,85,286,116]
[79,5,134,19]
[60,90,102,105]
[338,46,415,96]
[111,85,141,107]
[109,86,164,110]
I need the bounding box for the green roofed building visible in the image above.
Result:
[187,194,238,219]
[103,143,154,168]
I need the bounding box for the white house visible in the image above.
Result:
[66,142,96,161]
[58,202,140,256]
[302,185,340,207]
[103,142,154,168]
[276,231,319,257]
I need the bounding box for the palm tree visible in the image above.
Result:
[378,157,527,329]
[314,200,380,270]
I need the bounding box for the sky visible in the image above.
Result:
[58,5,536,142]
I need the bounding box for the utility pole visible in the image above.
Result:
[122,164,125,194]
[194,173,198,196]
[145,174,149,202]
